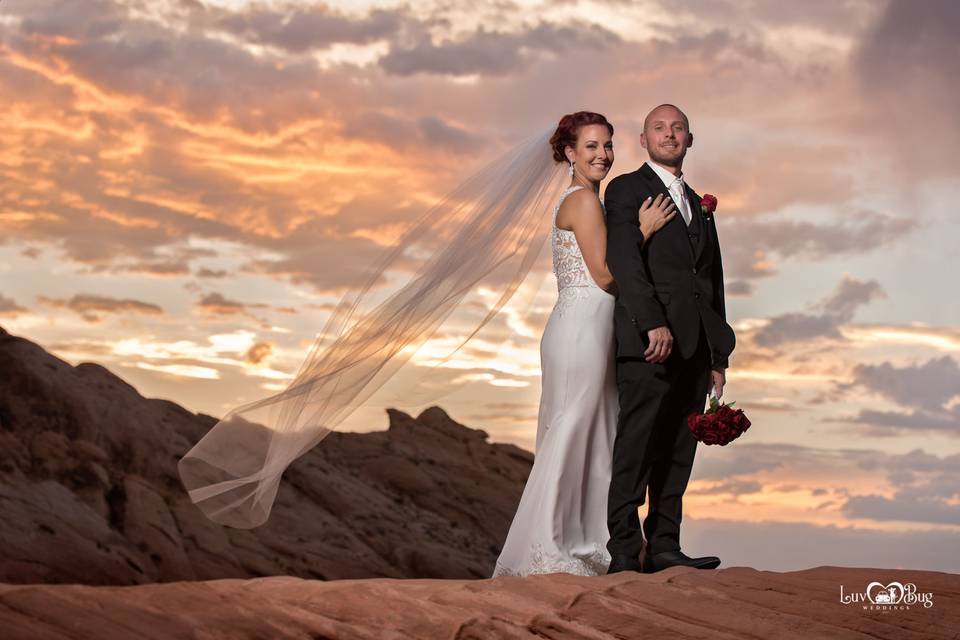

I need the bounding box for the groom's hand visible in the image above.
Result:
[644,326,673,363]
[710,368,726,398]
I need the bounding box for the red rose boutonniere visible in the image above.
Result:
[687,393,751,446]
[700,194,718,222]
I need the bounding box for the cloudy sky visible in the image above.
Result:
[2,0,958,572]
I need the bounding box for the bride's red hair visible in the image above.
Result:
[549,112,614,163]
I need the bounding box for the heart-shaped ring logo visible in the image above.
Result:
[866,581,905,604]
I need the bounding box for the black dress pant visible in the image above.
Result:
[606,321,713,558]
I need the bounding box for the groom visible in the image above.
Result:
[603,104,736,574]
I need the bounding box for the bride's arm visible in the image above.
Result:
[557,190,615,291]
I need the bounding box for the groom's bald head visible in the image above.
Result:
[643,104,689,131]
[641,103,693,169]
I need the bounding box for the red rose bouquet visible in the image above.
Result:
[688,393,751,446]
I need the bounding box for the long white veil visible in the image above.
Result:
[177,126,567,528]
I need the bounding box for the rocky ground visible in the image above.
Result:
[1,565,956,639]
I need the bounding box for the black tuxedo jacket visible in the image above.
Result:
[604,162,735,369]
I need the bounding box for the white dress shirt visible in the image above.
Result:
[645,160,691,226]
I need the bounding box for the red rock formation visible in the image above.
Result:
[0,325,533,584]
[1,566,956,639]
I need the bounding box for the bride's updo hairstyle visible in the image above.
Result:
[549,111,614,163]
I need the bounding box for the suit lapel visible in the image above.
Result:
[637,164,695,263]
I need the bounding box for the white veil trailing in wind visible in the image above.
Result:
[178,125,568,528]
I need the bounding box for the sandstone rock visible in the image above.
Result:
[0,566,956,639]
[0,325,531,584]
[121,474,195,581]
[0,480,148,585]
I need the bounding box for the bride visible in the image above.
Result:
[492,112,675,577]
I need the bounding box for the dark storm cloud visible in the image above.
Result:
[212,5,410,53]
[196,268,228,278]
[725,280,753,297]
[852,0,960,178]
[342,111,484,154]
[105,246,217,278]
[0,294,29,316]
[842,447,960,525]
[380,22,620,76]
[856,0,960,85]
[847,355,960,413]
[690,442,792,480]
[719,213,916,282]
[843,494,960,525]
[751,275,884,347]
[192,292,297,327]
[13,0,125,39]
[656,28,768,63]
[417,115,483,153]
[112,260,192,276]
[36,293,164,322]
[820,277,885,318]
[826,356,960,435]
[194,292,296,316]
[59,29,322,121]
[240,234,395,294]
[752,313,845,346]
[694,442,960,528]
[195,292,251,315]
[835,408,959,435]
[14,0,414,55]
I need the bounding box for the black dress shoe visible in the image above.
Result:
[606,553,643,574]
[641,549,721,574]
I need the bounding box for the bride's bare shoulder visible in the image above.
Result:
[556,188,602,229]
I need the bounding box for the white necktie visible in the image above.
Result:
[670,177,691,226]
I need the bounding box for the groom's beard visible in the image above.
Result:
[647,149,686,170]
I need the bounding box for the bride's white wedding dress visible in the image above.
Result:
[492,184,619,577]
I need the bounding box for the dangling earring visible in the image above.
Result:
[568,160,574,176]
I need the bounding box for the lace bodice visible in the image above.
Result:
[551,186,606,316]
[552,185,601,291]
